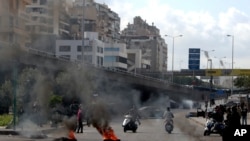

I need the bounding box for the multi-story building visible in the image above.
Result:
[56,32,104,66]
[69,0,120,43]
[103,42,127,71]
[25,0,72,53]
[121,16,168,72]
[0,0,31,49]
[56,31,127,70]
[95,2,120,43]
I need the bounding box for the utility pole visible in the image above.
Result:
[81,0,85,63]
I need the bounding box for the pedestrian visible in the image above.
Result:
[241,105,248,125]
[76,104,83,133]
[228,105,241,128]
[222,106,241,141]
[224,107,232,126]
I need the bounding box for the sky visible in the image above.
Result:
[94,0,250,71]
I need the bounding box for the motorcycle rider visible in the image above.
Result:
[163,107,174,124]
[127,105,141,125]
[210,106,224,131]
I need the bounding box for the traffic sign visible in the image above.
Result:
[188,48,200,70]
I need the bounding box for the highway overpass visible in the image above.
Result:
[1,48,212,103]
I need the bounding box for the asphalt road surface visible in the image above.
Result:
[1,110,223,141]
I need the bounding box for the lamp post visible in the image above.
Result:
[81,0,85,63]
[213,56,226,68]
[201,49,215,69]
[227,34,234,96]
[165,34,183,82]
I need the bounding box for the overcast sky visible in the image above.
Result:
[94,0,250,71]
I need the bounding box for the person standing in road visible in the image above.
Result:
[229,105,241,128]
[241,105,248,125]
[76,104,83,133]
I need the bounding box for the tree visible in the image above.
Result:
[0,80,12,114]
[234,75,250,89]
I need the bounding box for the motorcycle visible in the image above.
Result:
[203,118,225,136]
[122,114,139,133]
[165,119,173,134]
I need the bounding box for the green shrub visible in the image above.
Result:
[0,114,13,126]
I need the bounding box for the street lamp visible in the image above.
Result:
[81,0,85,63]
[213,56,226,68]
[201,49,215,69]
[227,34,234,96]
[165,34,183,82]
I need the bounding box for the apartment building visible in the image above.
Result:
[0,0,31,49]
[95,2,121,43]
[56,32,104,66]
[103,42,127,71]
[121,16,168,72]
[56,31,127,70]
[69,0,120,43]
[25,0,72,53]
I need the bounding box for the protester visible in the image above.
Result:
[228,105,241,128]
[76,104,83,133]
[241,105,248,125]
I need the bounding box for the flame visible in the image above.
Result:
[95,126,120,141]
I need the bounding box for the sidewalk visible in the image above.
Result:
[0,123,64,136]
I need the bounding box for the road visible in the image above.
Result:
[1,110,223,141]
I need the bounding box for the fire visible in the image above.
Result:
[87,98,121,141]
[95,126,120,141]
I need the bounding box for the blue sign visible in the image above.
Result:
[188,48,200,70]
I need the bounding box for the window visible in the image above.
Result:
[77,55,82,60]
[32,16,38,21]
[97,46,104,53]
[84,46,92,52]
[77,46,82,52]
[59,46,71,52]
[118,56,127,64]
[104,47,119,52]
[33,0,38,4]
[135,41,140,45]
[97,56,103,65]
[40,0,47,5]
[104,56,116,62]
[84,55,92,63]
[40,17,46,23]
[9,16,13,27]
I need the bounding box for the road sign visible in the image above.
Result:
[188,48,200,70]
